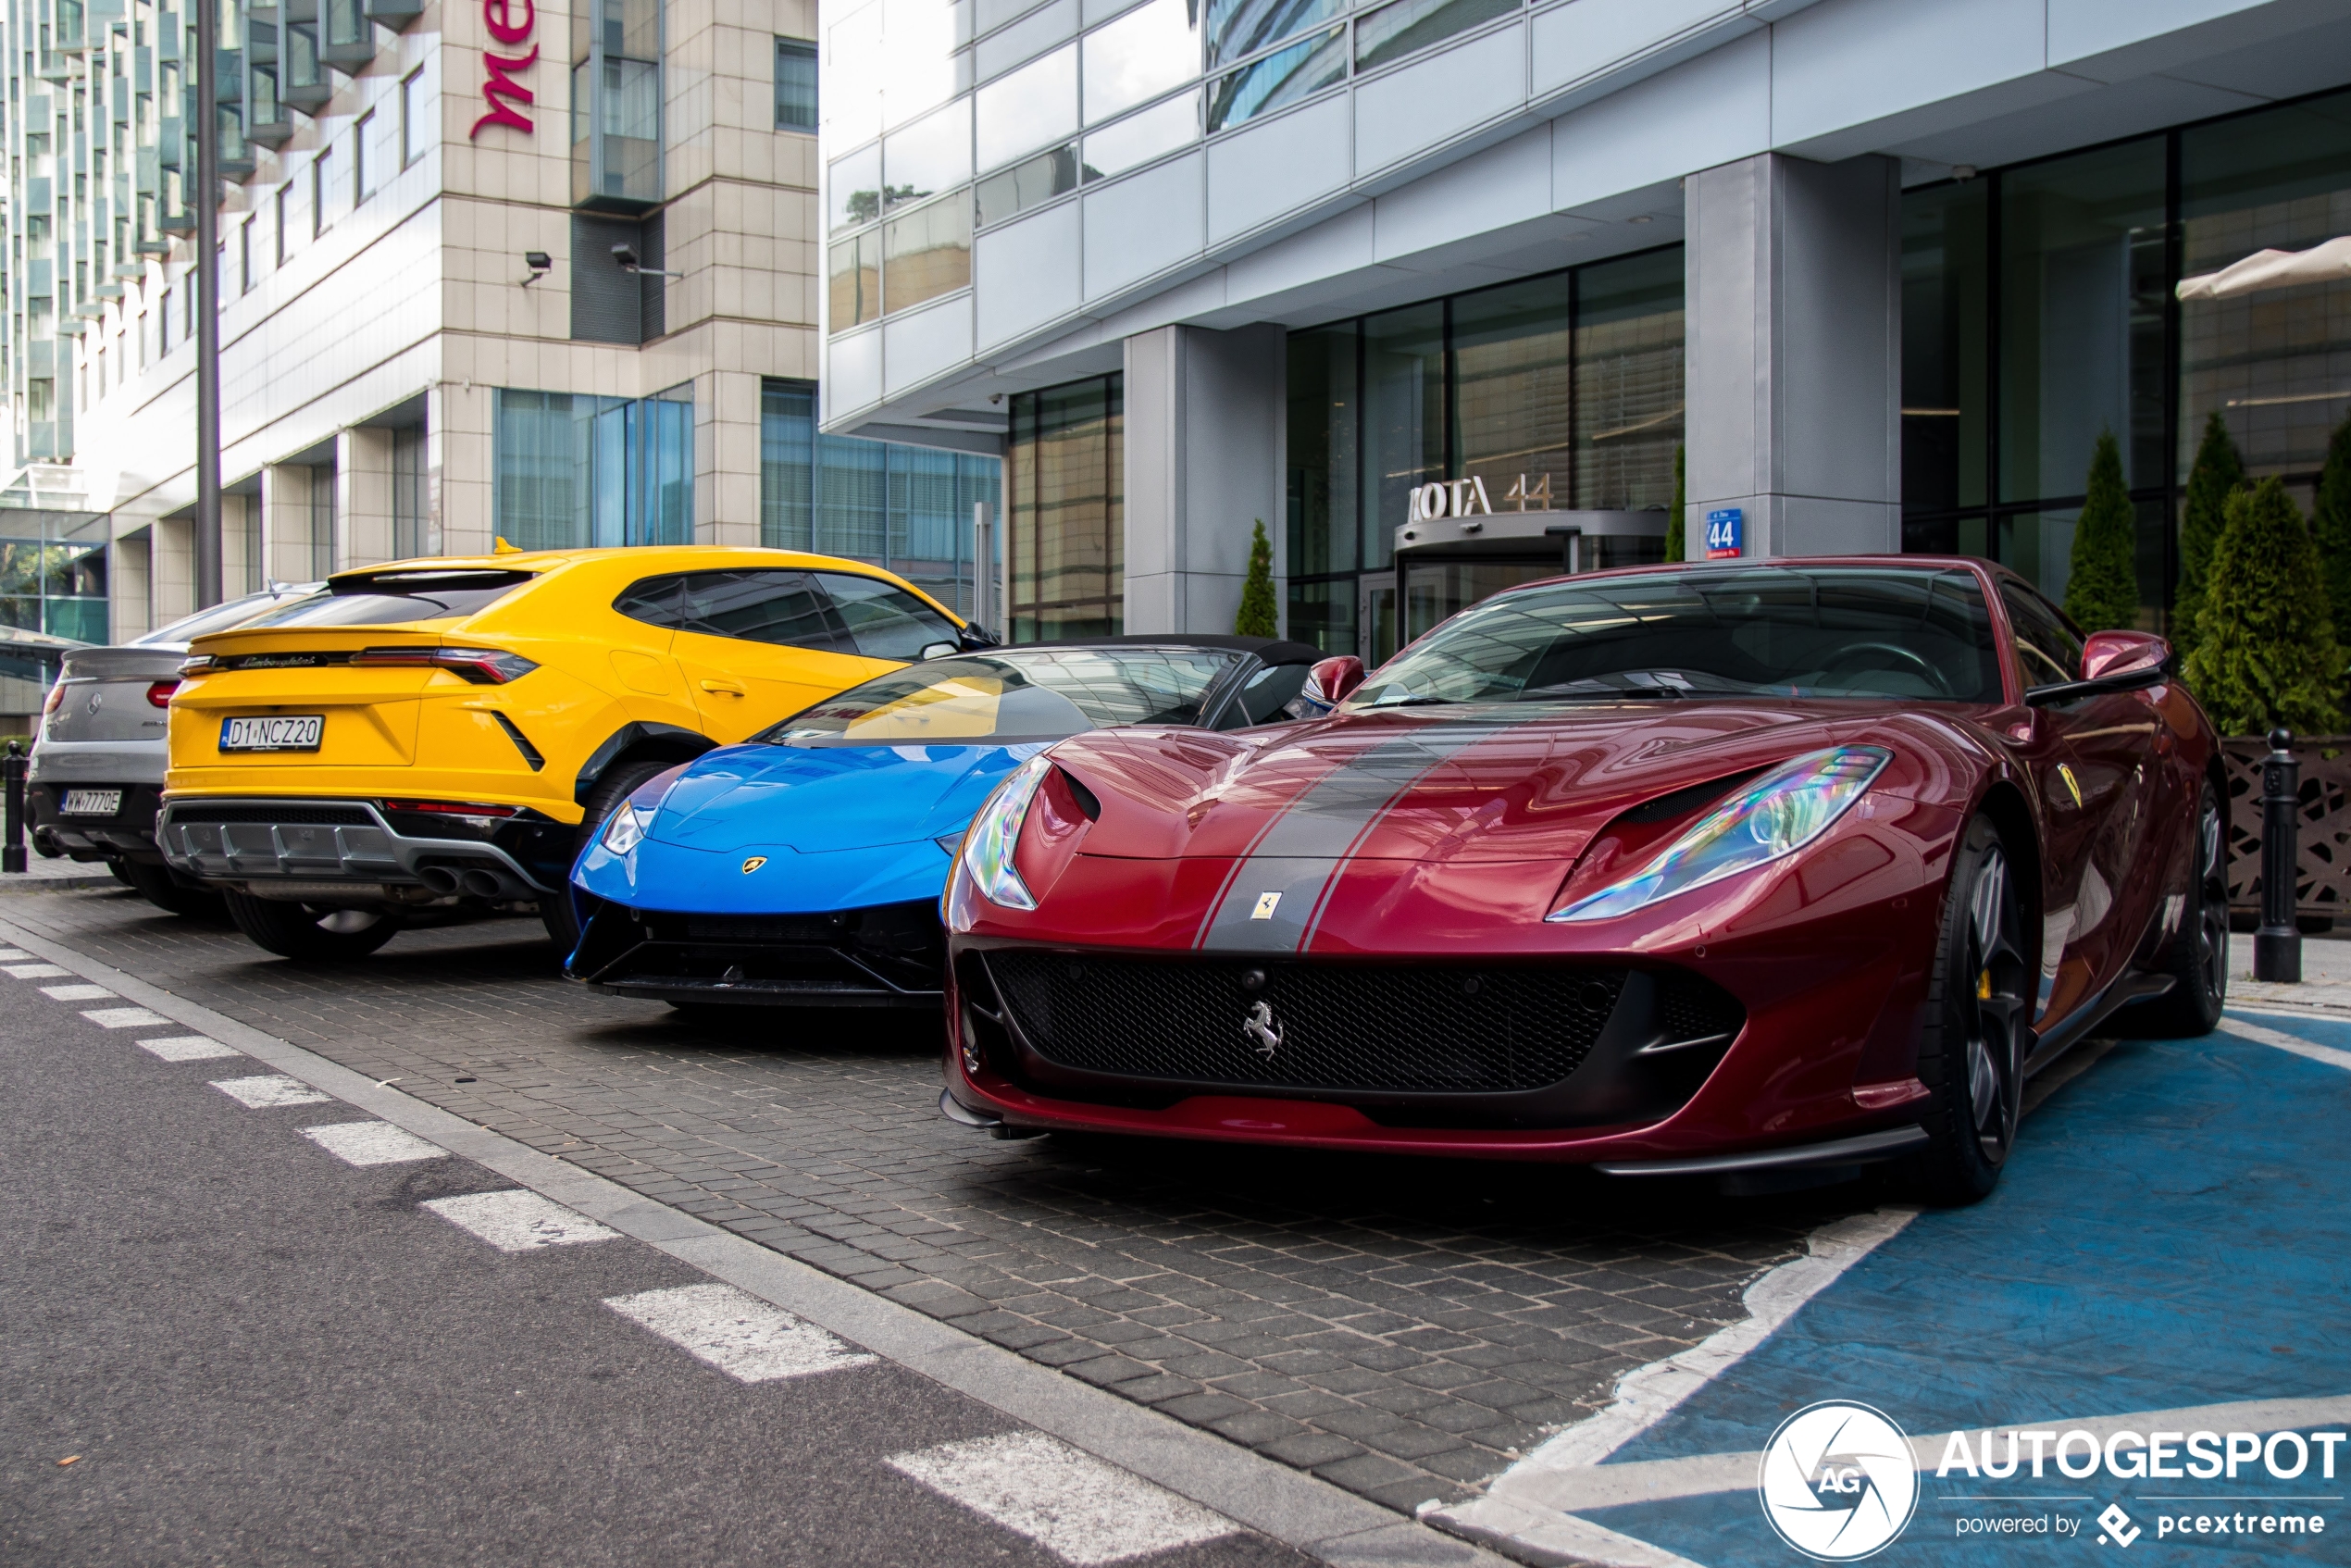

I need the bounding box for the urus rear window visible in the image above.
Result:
[242,570,533,628]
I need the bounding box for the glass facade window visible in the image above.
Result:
[1353,0,1515,73]
[776,39,817,131]
[310,462,337,580]
[392,425,431,560]
[1081,0,1199,125]
[976,44,1077,174]
[884,103,973,214]
[758,380,1001,616]
[881,192,972,315]
[493,385,694,550]
[1899,86,2351,626]
[0,511,108,643]
[1206,0,1344,69]
[570,0,664,210]
[1008,375,1123,641]
[1207,26,1341,134]
[1286,248,1683,660]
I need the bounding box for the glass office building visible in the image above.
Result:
[822,0,2351,664]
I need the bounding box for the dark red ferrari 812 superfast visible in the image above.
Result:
[937,557,2224,1202]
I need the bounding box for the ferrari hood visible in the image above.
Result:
[646,740,1039,854]
[1046,699,1947,867]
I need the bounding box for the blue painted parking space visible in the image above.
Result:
[1463,1012,2351,1566]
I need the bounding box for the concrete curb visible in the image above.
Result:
[0,910,1512,1568]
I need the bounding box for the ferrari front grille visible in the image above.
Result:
[983,952,1636,1094]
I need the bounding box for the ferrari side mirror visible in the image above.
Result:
[1309,655,1366,705]
[2081,629,2170,682]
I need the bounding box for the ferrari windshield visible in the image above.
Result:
[1353,566,2002,707]
[760,646,1245,745]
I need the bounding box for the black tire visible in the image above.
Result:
[119,857,226,919]
[2113,781,2228,1039]
[542,757,677,953]
[1912,815,2030,1206]
[107,858,136,887]
[221,890,402,961]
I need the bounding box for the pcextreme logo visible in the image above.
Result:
[1759,1401,1922,1561]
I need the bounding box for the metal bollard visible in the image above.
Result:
[2255,726,2301,983]
[2,740,25,875]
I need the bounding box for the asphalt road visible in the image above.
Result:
[0,963,1311,1568]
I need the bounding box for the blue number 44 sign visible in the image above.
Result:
[1704,507,1743,560]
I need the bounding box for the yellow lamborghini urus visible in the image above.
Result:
[157,546,978,960]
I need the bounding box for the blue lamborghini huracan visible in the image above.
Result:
[565,635,1325,1012]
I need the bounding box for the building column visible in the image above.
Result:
[338,427,395,569]
[218,495,253,596]
[151,516,194,628]
[1684,153,1901,559]
[699,369,761,548]
[259,464,316,583]
[1122,323,1285,635]
[434,382,494,557]
[112,528,153,641]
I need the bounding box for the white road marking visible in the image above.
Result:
[422,1190,617,1251]
[2219,1012,2351,1072]
[209,1074,335,1109]
[40,983,115,1002]
[604,1283,877,1383]
[5,962,69,977]
[135,1035,243,1061]
[301,1121,448,1166]
[0,948,32,959]
[81,1006,171,1028]
[888,1430,1237,1565]
[131,1034,240,1062]
[1437,1207,1915,1555]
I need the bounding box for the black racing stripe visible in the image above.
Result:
[1193,716,1543,953]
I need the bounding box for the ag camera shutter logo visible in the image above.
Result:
[1758,1401,1920,1560]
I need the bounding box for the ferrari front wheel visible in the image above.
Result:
[1913,815,2029,1205]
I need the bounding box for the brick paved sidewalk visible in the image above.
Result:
[12,886,1882,1513]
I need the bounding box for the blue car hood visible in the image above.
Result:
[570,740,1043,916]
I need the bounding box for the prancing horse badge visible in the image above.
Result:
[740,856,768,874]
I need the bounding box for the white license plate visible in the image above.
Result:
[220,715,324,753]
[60,788,122,816]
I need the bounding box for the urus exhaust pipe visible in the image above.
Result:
[416,865,461,895]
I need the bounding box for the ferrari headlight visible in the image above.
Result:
[601,800,651,855]
[960,753,1053,911]
[1549,745,1890,923]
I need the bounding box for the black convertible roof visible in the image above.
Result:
[998,633,1327,666]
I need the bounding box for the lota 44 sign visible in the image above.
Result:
[471,0,539,138]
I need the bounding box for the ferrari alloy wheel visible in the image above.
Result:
[221,890,403,962]
[2118,780,2229,1039]
[1916,816,2028,1204]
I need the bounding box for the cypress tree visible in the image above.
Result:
[2176,412,2245,659]
[1665,444,1686,563]
[2064,430,2140,633]
[1234,518,1277,637]
[2184,478,2345,737]
[2311,414,2351,669]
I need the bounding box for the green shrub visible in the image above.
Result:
[1234,519,1277,637]
[2176,412,2246,659]
[2311,414,2351,691]
[1665,443,1686,564]
[2184,478,2345,737]
[2063,430,2139,632]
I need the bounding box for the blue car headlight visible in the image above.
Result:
[959,753,1053,911]
[1548,745,1890,923]
[601,800,652,855]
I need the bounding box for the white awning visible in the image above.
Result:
[2176,236,2351,301]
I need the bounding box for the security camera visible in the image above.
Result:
[518,250,553,286]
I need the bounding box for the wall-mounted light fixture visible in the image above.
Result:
[612,244,682,280]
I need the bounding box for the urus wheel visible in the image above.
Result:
[1915,815,2029,1204]
[222,890,402,962]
